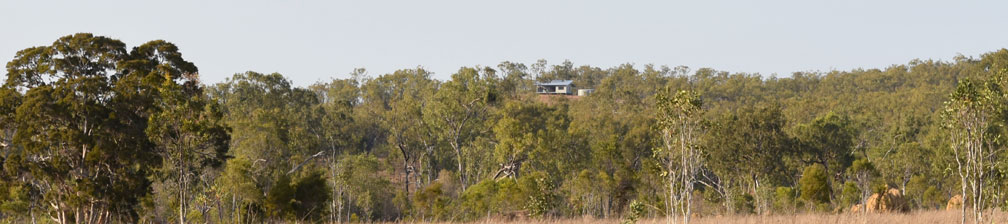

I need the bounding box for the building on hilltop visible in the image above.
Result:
[536,80,574,95]
[535,80,594,97]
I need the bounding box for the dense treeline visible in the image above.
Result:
[2,33,1008,223]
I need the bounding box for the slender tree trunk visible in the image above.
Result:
[30,203,36,224]
[399,143,411,195]
[667,166,674,224]
[179,167,186,224]
[452,140,466,191]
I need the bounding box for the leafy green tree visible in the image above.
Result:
[426,67,497,191]
[0,84,26,220]
[799,164,830,205]
[847,158,878,214]
[492,101,570,180]
[335,154,394,222]
[704,105,793,213]
[307,77,360,222]
[794,112,856,193]
[941,75,1006,224]
[773,187,797,212]
[132,42,230,224]
[2,33,224,223]
[214,157,262,223]
[655,87,704,223]
[208,71,327,221]
[840,181,860,208]
[496,61,534,99]
[360,69,437,194]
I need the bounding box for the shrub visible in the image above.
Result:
[457,179,500,219]
[292,172,331,220]
[519,171,558,218]
[840,181,860,208]
[413,182,449,220]
[732,193,755,214]
[622,200,646,224]
[774,187,797,211]
[799,164,830,204]
[264,175,295,219]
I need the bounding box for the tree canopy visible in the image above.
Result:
[3,33,1008,223]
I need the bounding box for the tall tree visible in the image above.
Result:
[308,77,359,222]
[360,69,437,194]
[1,33,223,223]
[704,105,793,214]
[941,76,1005,224]
[793,112,857,194]
[4,34,136,223]
[208,71,323,221]
[115,39,231,224]
[426,67,497,191]
[492,101,568,180]
[655,88,704,224]
[847,158,877,215]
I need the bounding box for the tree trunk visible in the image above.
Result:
[179,166,186,224]
[398,143,411,195]
[453,141,467,191]
[959,167,967,224]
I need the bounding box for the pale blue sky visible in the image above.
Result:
[2,0,1007,86]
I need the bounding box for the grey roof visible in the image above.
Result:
[535,80,573,86]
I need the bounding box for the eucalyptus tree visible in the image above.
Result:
[6,34,116,223]
[846,159,877,215]
[941,75,1005,224]
[496,61,533,99]
[308,78,359,222]
[793,112,857,195]
[1,33,228,223]
[703,105,793,214]
[654,88,704,224]
[360,68,438,194]
[131,41,230,224]
[425,67,498,191]
[492,101,569,180]
[208,71,325,221]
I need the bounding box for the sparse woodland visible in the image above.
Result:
[4,33,1008,223]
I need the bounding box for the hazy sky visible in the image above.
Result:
[2,0,1007,86]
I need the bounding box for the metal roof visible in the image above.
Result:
[535,80,573,86]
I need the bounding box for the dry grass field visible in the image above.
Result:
[385,210,1008,224]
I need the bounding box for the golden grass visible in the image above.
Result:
[383,210,1008,224]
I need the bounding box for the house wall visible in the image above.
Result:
[537,85,573,95]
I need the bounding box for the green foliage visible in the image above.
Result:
[773,187,797,211]
[848,159,878,178]
[622,200,646,224]
[426,67,498,190]
[337,154,395,221]
[0,33,220,222]
[413,182,449,220]
[293,172,331,220]
[799,164,830,204]
[456,178,526,220]
[264,174,296,219]
[732,194,755,214]
[0,182,30,216]
[520,171,559,218]
[260,172,331,220]
[6,34,1008,223]
[457,179,500,219]
[840,181,860,208]
[794,112,857,184]
[906,175,945,209]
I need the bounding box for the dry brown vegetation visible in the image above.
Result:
[379,210,1008,224]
